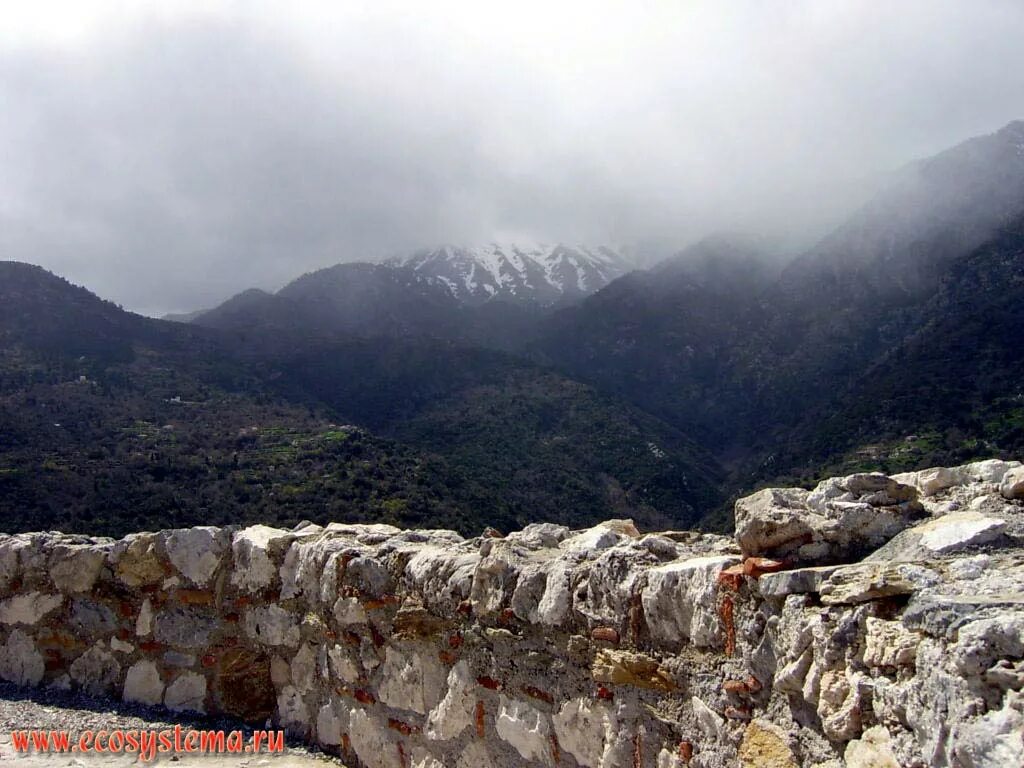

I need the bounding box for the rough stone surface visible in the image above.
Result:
[122,660,163,705]
[0,461,1018,768]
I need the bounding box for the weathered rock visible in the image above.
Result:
[641,555,739,649]
[868,511,1008,561]
[0,629,44,686]
[377,644,447,715]
[349,708,401,768]
[844,725,900,768]
[426,660,476,741]
[863,617,920,668]
[552,697,617,768]
[0,592,62,625]
[162,527,226,587]
[165,671,207,713]
[592,649,675,691]
[1000,466,1024,500]
[819,562,939,605]
[757,566,841,598]
[736,474,922,564]
[231,525,293,592]
[112,534,164,587]
[244,605,300,648]
[495,695,553,766]
[738,720,798,768]
[69,642,120,695]
[123,660,164,705]
[153,608,218,649]
[49,544,107,593]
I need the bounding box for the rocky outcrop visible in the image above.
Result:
[0,459,1020,766]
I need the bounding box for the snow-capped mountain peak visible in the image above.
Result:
[385,243,633,305]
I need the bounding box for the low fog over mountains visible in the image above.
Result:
[3,120,1024,535]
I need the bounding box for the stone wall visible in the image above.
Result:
[0,459,1022,767]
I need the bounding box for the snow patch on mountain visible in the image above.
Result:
[385,243,633,305]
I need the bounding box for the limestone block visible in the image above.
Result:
[1000,466,1024,500]
[426,660,476,741]
[123,660,164,706]
[863,618,920,668]
[112,534,164,587]
[378,644,447,715]
[276,684,309,733]
[244,605,300,648]
[231,525,294,592]
[592,649,674,691]
[162,527,226,587]
[48,544,107,593]
[70,642,120,695]
[349,708,402,768]
[552,697,617,768]
[495,695,554,766]
[0,592,62,626]
[0,629,44,686]
[165,671,207,713]
[641,555,739,648]
[153,608,218,650]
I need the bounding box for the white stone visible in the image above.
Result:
[315,699,348,746]
[164,672,207,713]
[844,725,900,768]
[918,512,1007,553]
[863,618,920,668]
[244,605,300,647]
[110,637,134,654]
[349,709,401,768]
[426,661,476,741]
[409,748,446,768]
[954,614,1024,675]
[123,660,163,706]
[332,596,367,625]
[552,697,617,768]
[0,592,62,625]
[0,629,44,686]
[70,642,120,695]
[49,544,106,593]
[378,645,447,715]
[1000,466,1024,500]
[326,644,359,683]
[916,466,964,496]
[495,695,553,766]
[290,644,317,694]
[136,598,153,636]
[162,527,225,586]
[231,525,293,592]
[692,696,724,740]
[964,459,1021,484]
[641,555,739,648]
[276,684,309,732]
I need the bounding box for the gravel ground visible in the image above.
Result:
[0,682,347,766]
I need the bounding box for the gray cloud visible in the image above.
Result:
[1,1,1023,315]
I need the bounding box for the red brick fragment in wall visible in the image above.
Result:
[722,679,747,694]
[719,595,736,657]
[591,626,619,644]
[499,608,515,625]
[343,631,361,647]
[596,685,614,701]
[364,595,400,610]
[550,734,561,765]
[457,600,473,616]
[354,689,376,705]
[633,732,642,768]
[678,740,694,762]
[448,632,463,648]
[201,653,217,668]
[628,593,643,644]
[370,624,385,648]
[139,640,163,653]
[521,685,553,704]
[475,701,486,738]
[388,718,421,736]
[742,557,787,578]
[397,742,408,768]
[476,676,502,691]
[438,650,458,665]
[724,705,752,720]
[118,601,134,618]
[717,564,745,592]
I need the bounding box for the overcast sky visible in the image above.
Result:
[2,1,1023,315]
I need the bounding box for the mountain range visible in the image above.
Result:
[3,119,1024,536]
